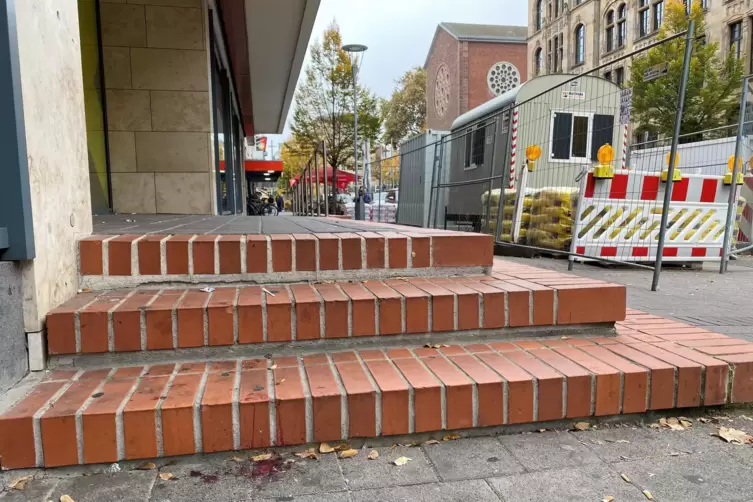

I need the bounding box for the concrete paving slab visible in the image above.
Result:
[148,454,346,501]
[350,479,501,502]
[338,445,438,490]
[487,463,647,502]
[49,471,156,502]
[0,477,59,502]
[497,431,602,471]
[93,214,397,235]
[614,451,753,502]
[421,437,524,481]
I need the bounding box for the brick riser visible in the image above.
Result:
[3,310,753,469]
[77,231,493,289]
[46,274,627,356]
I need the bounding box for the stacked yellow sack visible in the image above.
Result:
[525,188,579,250]
[481,188,534,241]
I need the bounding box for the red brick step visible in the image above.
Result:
[46,271,627,356]
[77,230,494,286]
[2,312,750,469]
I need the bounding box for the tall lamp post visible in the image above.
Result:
[342,43,368,220]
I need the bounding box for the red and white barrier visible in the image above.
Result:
[571,170,737,262]
[509,109,519,189]
[738,176,753,244]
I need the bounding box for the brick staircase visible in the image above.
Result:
[1,224,751,470]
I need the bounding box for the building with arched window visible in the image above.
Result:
[424,22,528,130]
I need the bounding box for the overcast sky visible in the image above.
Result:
[270,0,527,147]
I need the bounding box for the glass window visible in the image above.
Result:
[639,0,650,37]
[604,71,612,81]
[606,10,615,52]
[731,21,743,59]
[463,123,486,169]
[535,0,543,30]
[535,48,543,75]
[618,4,627,47]
[653,0,664,32]
[575,25,585,65]
[615,67,625,87]
[572,116,589,158]
[553,36,560,72]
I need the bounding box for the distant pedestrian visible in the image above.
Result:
[276,194,284,214]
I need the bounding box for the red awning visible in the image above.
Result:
[291,166,357,188]
[219,160,283,173]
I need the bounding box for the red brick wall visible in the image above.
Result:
[426,28,460,131]
[467,42,528,111]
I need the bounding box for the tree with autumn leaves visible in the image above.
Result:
[628,0,743,142]
[381,67,427,148]
[289,21,381,173]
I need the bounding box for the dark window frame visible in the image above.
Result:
[617,4,627,47]
[731,20,743,59]
[606,10,615,53]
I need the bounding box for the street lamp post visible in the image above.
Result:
[342,43,368,220]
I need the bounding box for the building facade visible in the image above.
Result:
[425,23,528,130]
[0,0,317,392]
[527,0,753,85]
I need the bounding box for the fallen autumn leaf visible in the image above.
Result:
[158,473,174,481]
[231,456,246,462]
[368,450,379,460]
[60,496,75,502]
[602,497,615,502]
[574,422,591,431]
[252,453,273,462]
[393,456,411,466]
[643,490,654,500]
[443,434,461,441]
[319,442,335,454]
[424,439,440,445]
[621,473,631,483]
[339,449,358,459]
[295,448,319,460]
[137,462,157,470]
[712,427,753,445]
[10,475,30,491]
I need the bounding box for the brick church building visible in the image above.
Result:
[425,23,528,130]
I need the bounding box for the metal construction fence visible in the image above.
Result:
[415,23,752,290]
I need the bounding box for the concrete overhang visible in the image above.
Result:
[217,0,319,136]
[245,0,319,134]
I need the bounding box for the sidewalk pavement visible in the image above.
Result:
[2,258,753,502]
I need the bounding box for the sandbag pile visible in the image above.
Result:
[482,187,577,251]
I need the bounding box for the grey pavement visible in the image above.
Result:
[2,409,753,501]
[502,255,753,342]
[4,256,753,501]
[92,214,397,235]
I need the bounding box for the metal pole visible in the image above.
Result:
[305,163,311,216]
[379,155,383,222]
[721,76,750,273]
[322,142,329,217]
[314,151,321,217]
[324,143,336,215]
[309,163,314,216]
[352,60,362,220]
[652,23,694,292]
[432,137,446,229]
